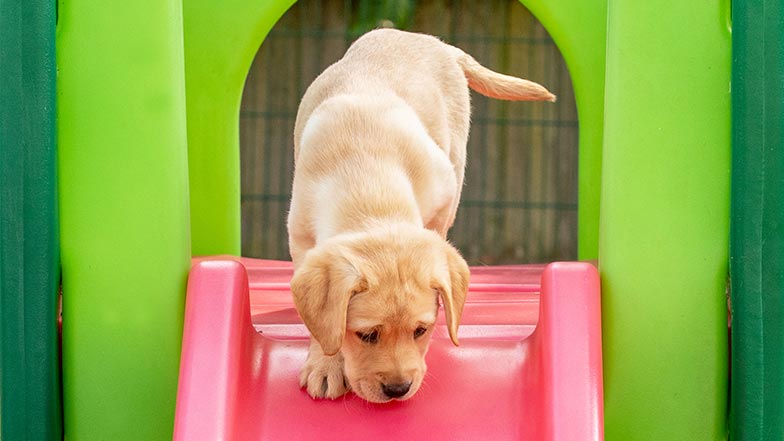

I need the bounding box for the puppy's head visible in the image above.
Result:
[290,226,469,402]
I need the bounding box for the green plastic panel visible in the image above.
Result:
[730,0,784,439]
[183,0,604,259]
[600,1,731,440]
[0,0,61,439]
[56,0,191,438]
[183,0,295,256]
[522,0,606,260]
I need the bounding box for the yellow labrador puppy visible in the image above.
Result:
[288,29,554,403]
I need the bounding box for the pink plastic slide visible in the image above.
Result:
[174,257,603,441]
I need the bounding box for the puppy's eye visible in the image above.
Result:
[356,330,379,344]
[414,326,428,339]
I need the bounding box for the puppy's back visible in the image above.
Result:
[294,29,471,159]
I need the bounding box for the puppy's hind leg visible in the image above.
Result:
[300,338,349,399]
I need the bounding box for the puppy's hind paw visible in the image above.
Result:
[299,349,348,399]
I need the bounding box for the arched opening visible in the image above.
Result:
[239,0,578,264]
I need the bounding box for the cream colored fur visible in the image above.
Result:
[288,28,554,403]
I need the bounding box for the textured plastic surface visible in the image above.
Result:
[56,0,191,438]
[0,0,61,438]
[175,258,603,441]
[600,1,731,439]
[731,0,784,438]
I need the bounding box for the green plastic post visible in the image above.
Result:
[0,0,61,439]
[600,1,731,439]
[57,0,191,438]
[730,0,784,439]
[183,0,296,256]
[521,0,606,261]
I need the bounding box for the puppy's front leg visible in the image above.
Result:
[299,338,348,399]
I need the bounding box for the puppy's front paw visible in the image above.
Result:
[300,342,348,399]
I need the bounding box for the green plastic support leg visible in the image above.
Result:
[600,0,731,439]
[521,0,606,261]
[0,0,61,439]
[57,0,191,439]
[183,0,295,256]
[731,0,784,439]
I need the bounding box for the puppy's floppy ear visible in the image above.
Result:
[291,245,365,356]
[433,243,470,346]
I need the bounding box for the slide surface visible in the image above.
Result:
[175,258,602,441]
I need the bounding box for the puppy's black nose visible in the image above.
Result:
[382,382,412,399]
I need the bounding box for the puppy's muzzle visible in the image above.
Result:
[382,381,412,399]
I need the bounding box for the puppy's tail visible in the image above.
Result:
[456,53,556,102]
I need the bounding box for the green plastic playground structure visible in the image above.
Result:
[730,0,784,439]
[56,0,192,437]
[1,0,60,440]
[2,0,779,439]
[600,2,731,439]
